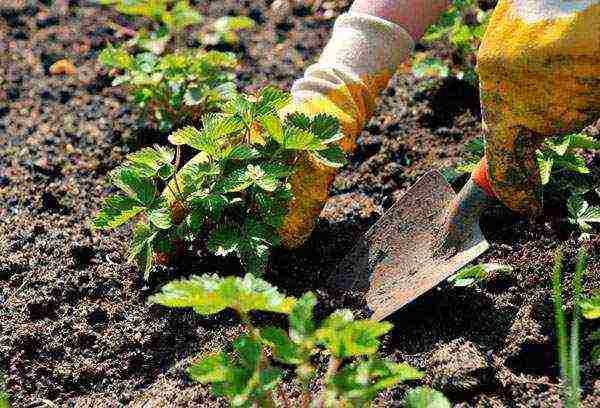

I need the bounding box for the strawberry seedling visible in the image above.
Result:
[149,273,438,407]
[92,87,347,278]
[412,0,490,86]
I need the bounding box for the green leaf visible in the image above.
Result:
[168,125,202,146]
[412,57,450,79]
[188,353,231,384]
[555,153,590,174]
[93,195,144,229]
[546,135,571,156]
[135,30,171,55]
[213,15,255,32]
[289,292,317,343]
[310,145,347,168]
[536,152,554,185]
[228,144,261,160]
[163,0,203,32]
[260,326,304,364]
[208,224,241,256]
[332,358,423,402]
[110,166,157,205]
[115,0,167,19]
[448,263,513,287]
[238,240,270,276]
[218,168,252,192]
[254,175,279,192]
[404,387,451,408]
[187,337,272,405]
[285,112,311,130]
[581,294,600,320]
[568,133,600,150]
[99,45,133,69]
[128,145,174,176]
[282,125,316,150]
[260,114,284,144]
[149,273,296,315]
[568,195,600,233]
[315,310,393,358]
[256,86,291,116]
[148,202,172,229]
[262,163,293,179]
[234,334,261,372]
[188,192,228,221]
[311,113,343,144]
[129,222,156,279]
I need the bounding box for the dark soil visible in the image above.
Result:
[1,1,599,407]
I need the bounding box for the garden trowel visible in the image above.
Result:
[330,159,498,321]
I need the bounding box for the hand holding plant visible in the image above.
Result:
[93,87,347,278]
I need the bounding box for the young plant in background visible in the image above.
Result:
[411,0,490,86]
[93,87,347,278]
[100,48,238,131]
[96,0,254,131]
[149,273,448,407]
[97,0,203,53]
[551,246,590,408]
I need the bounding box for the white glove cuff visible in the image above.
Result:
[292,12,414,101]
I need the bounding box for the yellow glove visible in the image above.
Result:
[278,12,414,248]
[477,0,600,215]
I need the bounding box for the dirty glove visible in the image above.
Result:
[477,0,600,215]
[278,11,414,248]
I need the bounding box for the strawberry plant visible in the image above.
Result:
[411,0,490,86]
[96,0,249,131]
[149,273,446,407]
[92,87,347,277]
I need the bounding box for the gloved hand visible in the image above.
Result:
[477,0,600,215]
[277,11,414,247]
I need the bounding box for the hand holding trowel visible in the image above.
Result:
[267,0,599,320]
[330,158,498,321]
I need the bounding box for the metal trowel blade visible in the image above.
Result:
[329,170,489,321]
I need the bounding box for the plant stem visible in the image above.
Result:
[569,247,587,407]
[316,356,341,408]
[171,146,187,206]
[551,247,571,399]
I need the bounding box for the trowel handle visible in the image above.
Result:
[471,156,497,199]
